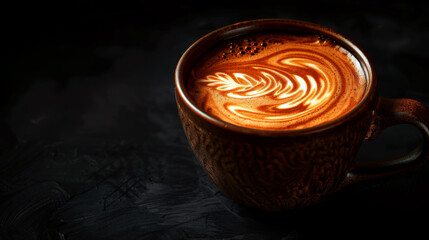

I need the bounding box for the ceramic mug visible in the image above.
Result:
[175,19,429,211]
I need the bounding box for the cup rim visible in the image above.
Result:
[175,19,377,136]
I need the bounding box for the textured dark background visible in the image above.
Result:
[1,1,429,239]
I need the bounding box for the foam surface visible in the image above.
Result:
[187,33,366,130]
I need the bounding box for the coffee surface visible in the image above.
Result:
[187,33,367,130]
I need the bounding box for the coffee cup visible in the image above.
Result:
[175,19,429,211]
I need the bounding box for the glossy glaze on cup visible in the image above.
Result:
[175,19,429,211]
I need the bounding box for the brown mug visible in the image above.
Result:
[175,19,429,211]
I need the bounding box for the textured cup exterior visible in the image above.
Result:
[177,94,374,210]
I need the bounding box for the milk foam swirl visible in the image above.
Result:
[189,34,366,130]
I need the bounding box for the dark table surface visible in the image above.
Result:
[1,1,429,239]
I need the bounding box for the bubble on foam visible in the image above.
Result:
[216,35,282,62]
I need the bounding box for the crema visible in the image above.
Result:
[187,33,366,130]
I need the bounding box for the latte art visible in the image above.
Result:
[188,34,366,130]
[199,52,335,121]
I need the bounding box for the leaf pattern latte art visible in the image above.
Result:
[190,35,366,130]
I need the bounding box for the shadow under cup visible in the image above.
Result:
[175,19,429,211]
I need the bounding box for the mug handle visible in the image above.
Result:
[341,96,429,187]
